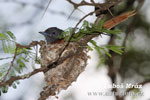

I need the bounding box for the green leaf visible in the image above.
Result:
[0,33,8,40]
[111,49,123,55]
[8,42,16,54]
[21,48,32,54]
[35,57,41,64]
[83,20,89,28]
[2,40,9,53]
[75,34,85,41]
[17,57,26,69]
[22,57,29,62]
[90,40,102,55]
[101,48,112,57]
[97,19,105,31]
[102,29,121,34]
[95,46,101,55]
[2,86,8,93]
[6,31,16,40]
[0,72,2,77]
[87,45,93,51]
[0,63,10,80]
[12,83,17,89]
[96,55,105,68]
[89,40,97,47]
[14,65,21,73]
[105,45,124,55]
[9,69,16,78]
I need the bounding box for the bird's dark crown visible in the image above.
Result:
[39,27,63,43]
[45,27,63,34]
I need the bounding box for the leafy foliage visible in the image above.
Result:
[62,19,123,67]
[0,32,38,95]
[59,20,121,42]
[59,20,123,67]
[75,20,123,66]
[89,40,124,67]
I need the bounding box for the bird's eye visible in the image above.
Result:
[52,32,55,34]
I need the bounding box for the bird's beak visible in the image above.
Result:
[39,32,48,36]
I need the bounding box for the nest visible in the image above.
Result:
[39,41,88,100]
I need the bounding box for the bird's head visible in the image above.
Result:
[39,27,63,43]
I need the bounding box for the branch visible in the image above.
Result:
[0,67,48,87]
[16,41,42,49]
[66,0,122,10]
[41,0,52,18]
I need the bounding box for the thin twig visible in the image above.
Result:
[2,46,18,82]
[107,8,114,17]
[66,0,121,9]
[41,0,52,19]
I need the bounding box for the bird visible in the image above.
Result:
[39,27,63,43]
[38,27,88,100]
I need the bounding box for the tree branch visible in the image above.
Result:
[0,67,48,87]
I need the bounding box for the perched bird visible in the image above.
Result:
[39,27,63,43]
[39,27,88,100]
